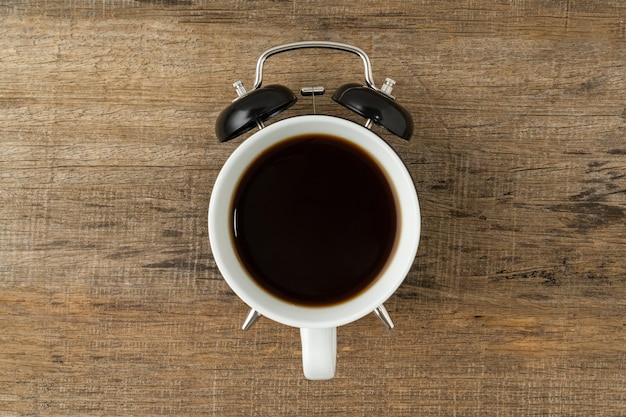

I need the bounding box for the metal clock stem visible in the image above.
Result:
[373,304,394,329]
[242,309,262,330]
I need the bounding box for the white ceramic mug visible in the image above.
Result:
[208,115,420,379]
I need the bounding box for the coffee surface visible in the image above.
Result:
[232,134,398,306]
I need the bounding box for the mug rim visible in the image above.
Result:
[209,115,420,328]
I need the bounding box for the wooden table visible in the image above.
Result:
[2,1,626,415]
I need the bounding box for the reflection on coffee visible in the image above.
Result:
[231,134,398,306]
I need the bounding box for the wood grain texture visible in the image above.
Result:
[1,0,626,415]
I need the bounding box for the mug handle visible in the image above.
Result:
[300,327,337,380]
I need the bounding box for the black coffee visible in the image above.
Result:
[231,134,398,306]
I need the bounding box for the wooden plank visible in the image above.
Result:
[1,1,626,415]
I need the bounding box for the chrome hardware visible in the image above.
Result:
[242,308,262,330]
[252,41,378,91]
[380,77,396,99]
[300,86,325,96]
[373,304,394,329]
[216,41,413,142]
[233,80,248,98]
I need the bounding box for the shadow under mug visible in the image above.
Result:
[208,115,420,379]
